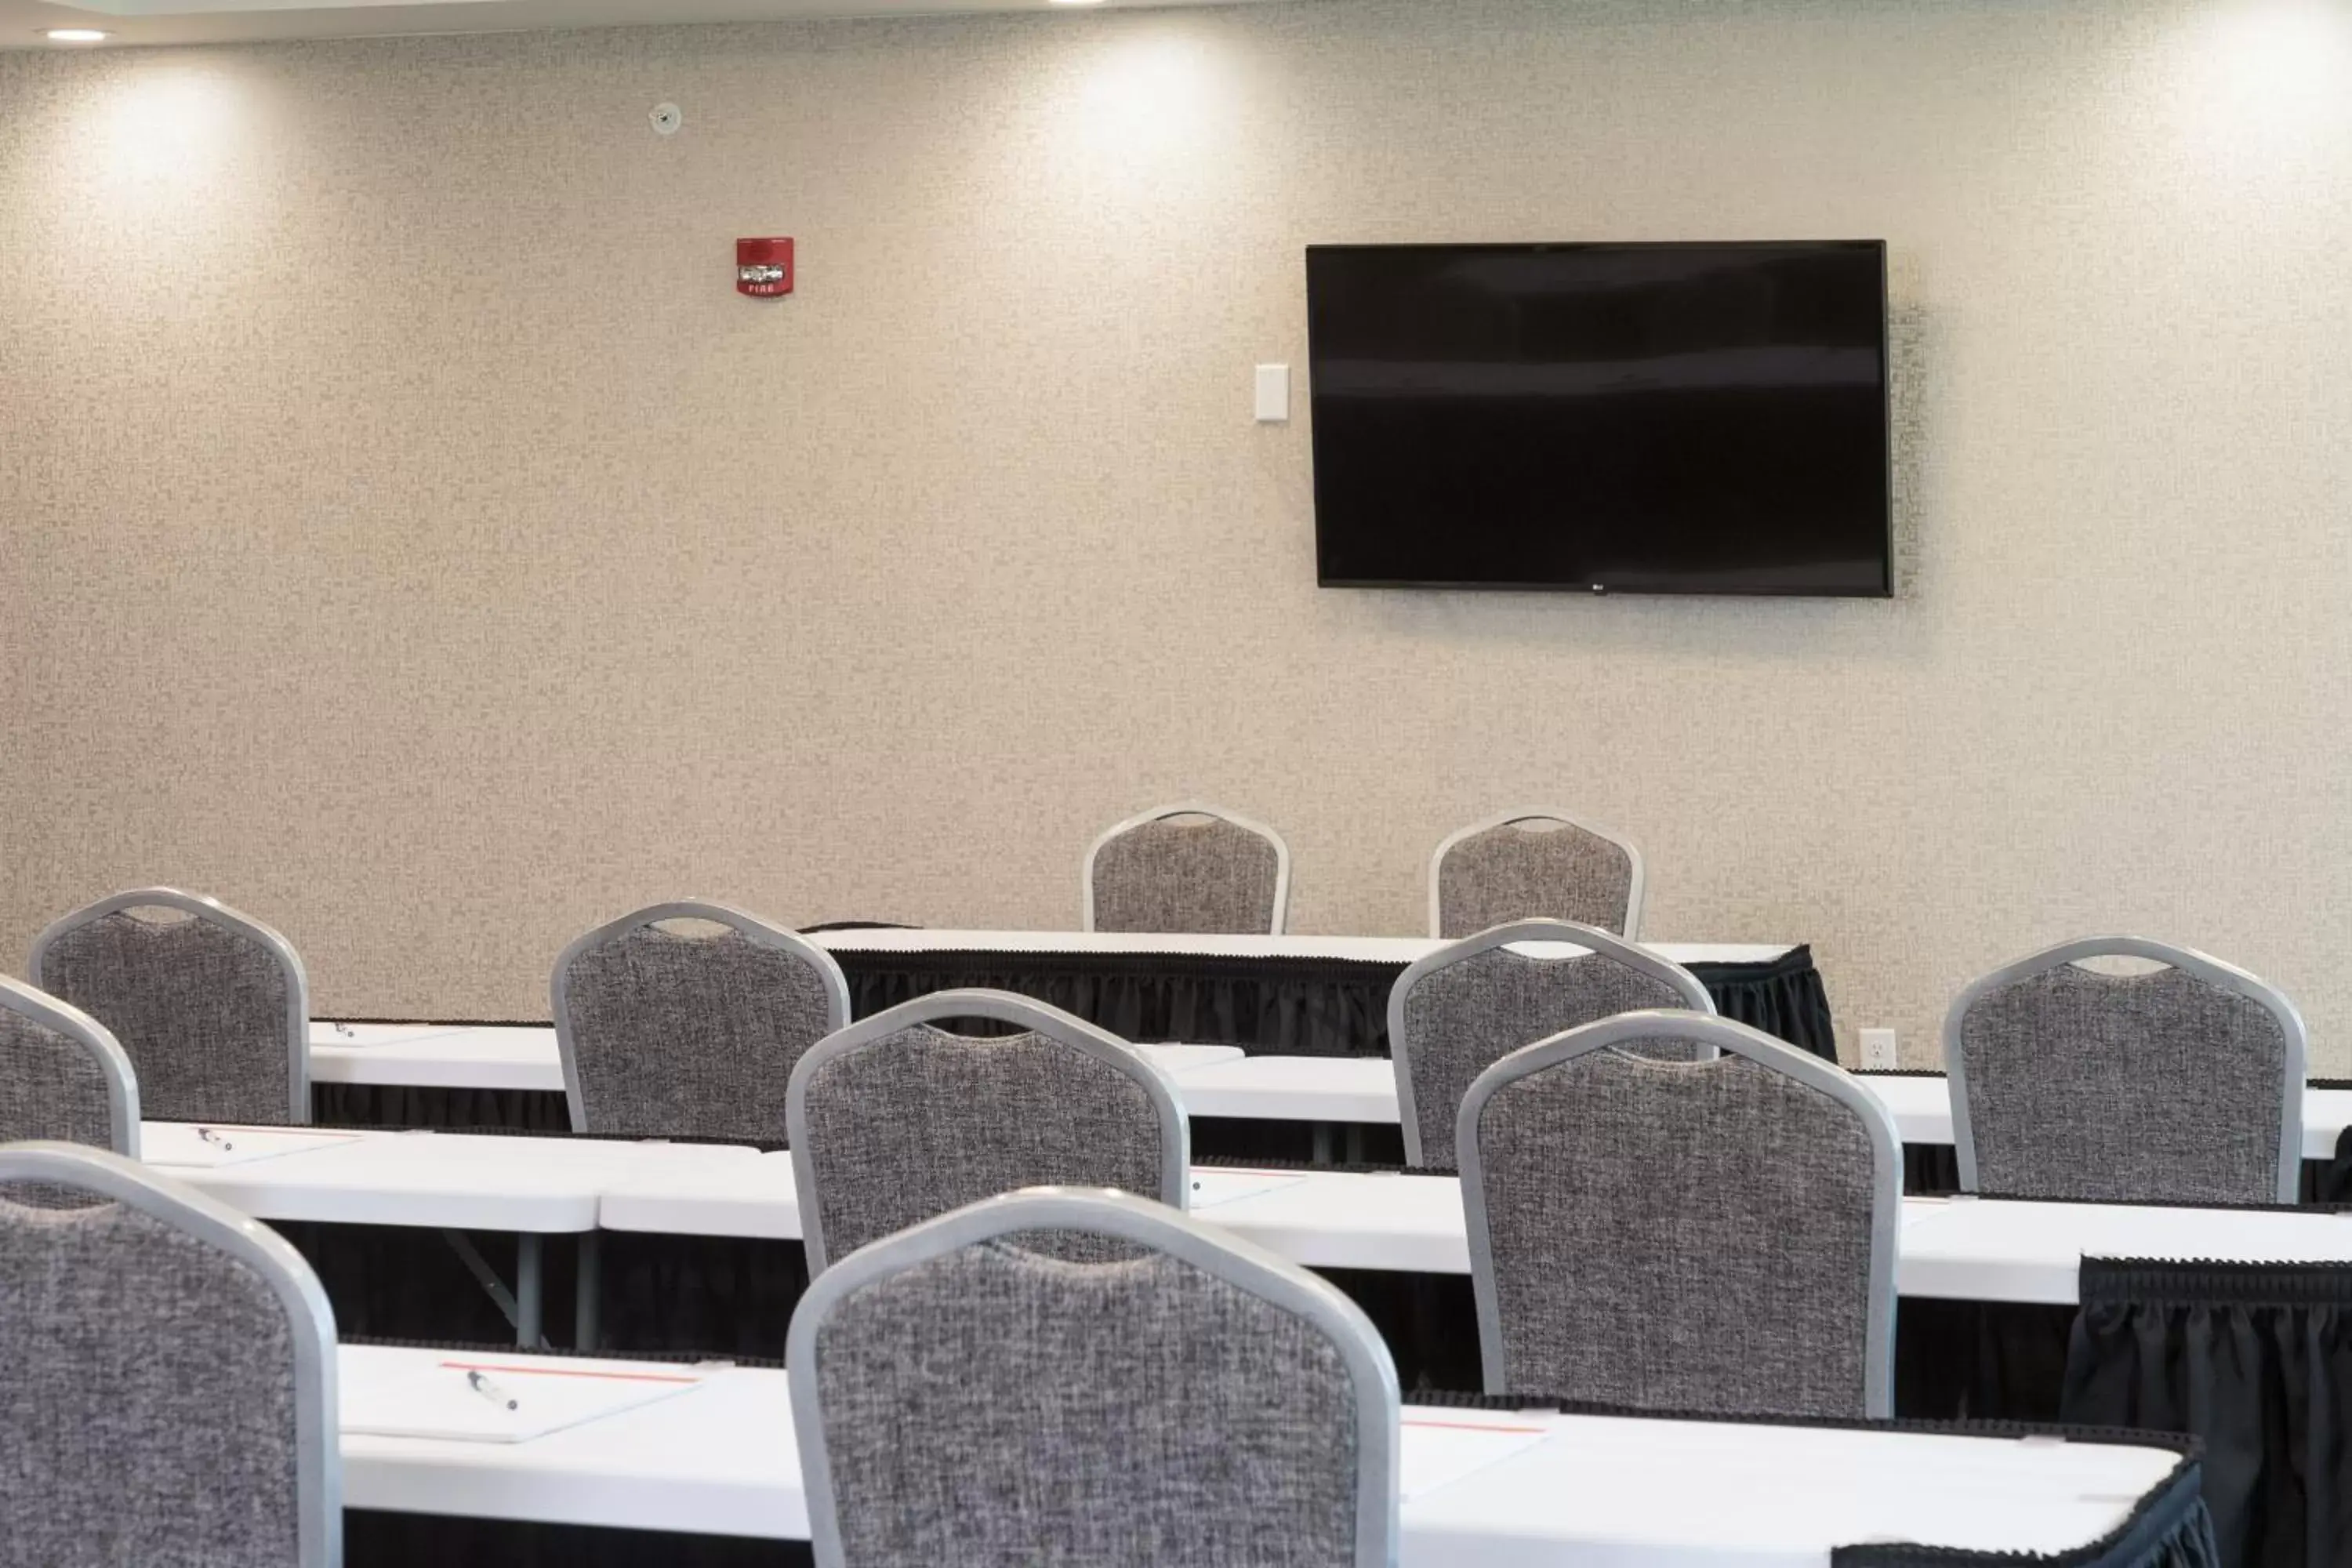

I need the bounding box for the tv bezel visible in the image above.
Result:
[1305,238,1895,600]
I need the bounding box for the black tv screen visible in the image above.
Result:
[1306,241,1892,596]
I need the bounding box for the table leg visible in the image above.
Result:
[575,1231,602,1353]
[440,1229,539,1347]
[514,1234,543,1349]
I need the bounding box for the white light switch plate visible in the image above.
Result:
[1254,364,1290,423]
[1859,1028,1898,1071]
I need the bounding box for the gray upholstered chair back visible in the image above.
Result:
[1460,1011,1901,1420]
[0,976,140,1157]
[1388,920,1716,1166]
[789,1187,1399,1568]
[1946,937,2306,1205]
[0,1142,339,1568]
[1085,802,1291,935]
[552,900,851,1139]
[29,889,309,1126]
[787,990,1189,1273]
[1431,808,1646,940]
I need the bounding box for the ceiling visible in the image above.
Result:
[0,0,1265,48]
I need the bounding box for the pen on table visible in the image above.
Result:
[466,1370,519,1411]
[193,1127,234,1152]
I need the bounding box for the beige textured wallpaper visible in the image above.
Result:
[3,0,2350,1065]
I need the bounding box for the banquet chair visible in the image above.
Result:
[0,1142,339,1568]
[1430,808,1646,939]
[553,899,851,1139]
[787,989,1188,1272]
[1946,936,2305,1205]
[1390,919,1716,1166]
[789,1187,1399,1568]
[29,887,310,1125]
[1084,802,1291,935]
[0,975,140,1156]
[1461,1011,1900,1419]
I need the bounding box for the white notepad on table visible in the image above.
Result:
[1399,1414,1555,1500]
[339,1356,710,1444]
[1187,1170,1308,1210]
[143,1125,364,1169]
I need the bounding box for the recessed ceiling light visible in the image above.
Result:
[42,29,112,43]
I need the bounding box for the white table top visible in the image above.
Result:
[1403,1406,2180,1566]
[311,1023,482,1050]
[1860,1073,2352,1159]
[305,1022,1241,1096]
[804,928,1796,967]
[1204,1169,1478,1275]
[597,1149,802,1240]
[594,1157,2352,1304]
[310,1025,567,1092]
[1897,1193,2352,1303]
[342,1344,808,1541]
[1055,1056,2352,1164]
[131,1114,2352,1305]
[336,1343,2181,1562]
[590,1158,1497,1265]
[1178,1055,1403,1124]
[1860,1075,1960,1145]
[143,1123,760,1232]
[1214,1179,2352,1304]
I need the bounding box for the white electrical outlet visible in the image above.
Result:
[1254,364,1290,423]
[1859,1028,1898,1071]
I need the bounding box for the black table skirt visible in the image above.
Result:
[347,1513,812,1566]
[277,1225,806,1356]
[277,1216,2071,1414]
[831,942,1836,1061]
[314,1083,572,1131]
[2063,1260,2352,1568]
[310,942,1831,1134]
[308,1083,1393,1164]
[1834,1465,2220,1568]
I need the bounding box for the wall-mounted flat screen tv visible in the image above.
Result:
[1306,241,1892,596]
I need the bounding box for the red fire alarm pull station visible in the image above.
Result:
[738,238,793,297]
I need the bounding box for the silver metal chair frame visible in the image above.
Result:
[29,887,311,1125]
[1428,807,1648,941]
[786,989,1190,1273]
[1083,801,1294,935]
[1457,1009,1903,1419]
[786,1185,1400,1568]
[1388,919,1716,1166]
[1943,935,2309,1205]
[0,1142,339,1566]
[550,898,853,1135]
[0,975,142,1157]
